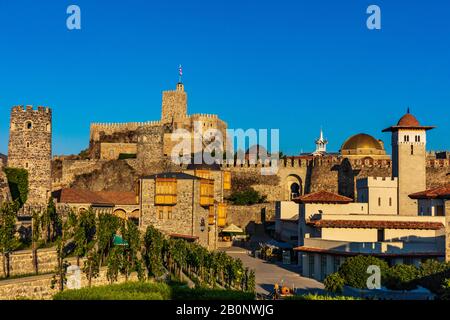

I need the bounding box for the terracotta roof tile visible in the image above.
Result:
[293,191,353,204]
[293,246,443,258]
[409,185,450,200]
[397,113,420,126]
[306,219,443,230]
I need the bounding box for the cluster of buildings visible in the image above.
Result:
[275,112,450,280]
[0,77,448,277]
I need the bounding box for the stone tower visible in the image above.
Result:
[136,125,165,174]
[383,110,435,215]
[7,106,52,205]
[161,82,187,124]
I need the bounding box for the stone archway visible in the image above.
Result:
[285,175,303,200]
[113,208,127,220]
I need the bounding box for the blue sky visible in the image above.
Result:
[0,0,449,156]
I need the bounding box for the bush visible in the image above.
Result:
[228,188,266,205]
[53,281,171,300]
[285,294,360,300]
[324,272,345,293]
[53,281,254,300]
[3,167,28,207]
[338,255,389,289]
[384,264,419,291]
[417,259,450,294]
[118,153,137,160]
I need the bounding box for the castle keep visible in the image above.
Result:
[7,106,52,205]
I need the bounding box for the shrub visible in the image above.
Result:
[118,153,137,160]
[417,259,450,294]
[228,188,266,205]
[384,264,419,291]
[285,294,360,300]
[324,272,345,293]
[338,255,389,289]
[3,167,28,207]
[53,281,254,300]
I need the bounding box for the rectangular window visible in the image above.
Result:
[378,197,381,206]
[411,145,414,155]
[389,197,392,206]
[333,256,341,273]
[167,207,173,219]
[308,255,315,278]
[208,205,215,225]
[320,255,327,280]
[223,171,232,190]
[157,207,164,219]
[217,203,227,227]
[155,178,177,205]
[377,229,385,242]
[200,179,214,207]
[436,205,445,216]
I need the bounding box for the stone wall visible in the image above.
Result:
[227,203,276,231]
[0,247,58,277]
[0,266,138,300]
[0,163,11,203]
[100,142,137,160]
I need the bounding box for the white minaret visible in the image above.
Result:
[313,128,328,155]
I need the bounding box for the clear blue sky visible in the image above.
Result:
[0,0,449,156]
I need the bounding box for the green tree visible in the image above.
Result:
[384,264,419,291]
[338,255,389,289]
[143,225,165,277]
[228,188,266,205]
[73,208,96,266]
[0,202,21,278]
[3,168,28,207]
[324,272,345,293]
[31,209,41,274]
[96,213,120,266]
[54,210,77,291]
[41,197,61,244]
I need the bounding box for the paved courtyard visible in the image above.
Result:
[224,247,324,295]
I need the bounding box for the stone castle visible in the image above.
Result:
[2,81,449,208]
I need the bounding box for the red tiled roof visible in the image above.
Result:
[293,246,443,258]
[293,191,353,204]
[95,191,138,205]
[306,219,444,230]
[397,113,420,127]
[409,185,450,200]
[53,189,138,206]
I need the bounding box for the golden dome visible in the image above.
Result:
[341,133,383,151]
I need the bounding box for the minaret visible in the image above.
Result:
[313,128,328,155]
[382,109,435,216]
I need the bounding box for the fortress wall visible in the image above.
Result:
[100,143,137,160]
[55,160,106,189]
[90,121,161,142]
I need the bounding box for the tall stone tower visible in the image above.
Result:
[7,106,52,205]
[383,110,435,215]
[161,82,187,124]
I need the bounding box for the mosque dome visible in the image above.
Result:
[341,133,383,151]
[340,133,389,160]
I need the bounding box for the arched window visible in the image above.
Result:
[26,121,32,130]
[389,198,392,206]
[378,197,381,206]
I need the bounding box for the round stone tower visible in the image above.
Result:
[7,105,52,205]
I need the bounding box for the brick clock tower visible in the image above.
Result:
[383,110,435,216]
[7,105,52,205]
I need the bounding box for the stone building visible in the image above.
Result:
[383,111,435,216]
[88,82,228,167]
[138,170,229,250]
[7,106,52,205]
